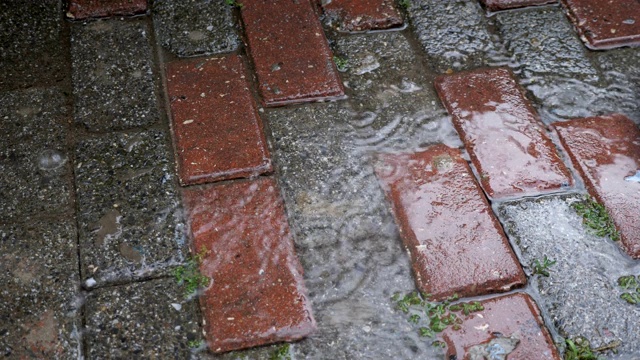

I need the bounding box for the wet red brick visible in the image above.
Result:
[183,177,315,353]
[553,114,640,258]
[434,67,573,199]
[67,0,147,20]
[441,293,561,359]
[561,0,640,49]
[480,0,556,11]
[166,55,272,186]
[322,0,403,32]
[241,0,345,106]
[375,145,526,301]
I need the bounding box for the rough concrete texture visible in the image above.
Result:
[498,194,640,358]
[495,6,640,123]
[0,88,73,220]
[0,219,80,359]
[71,19,158,132]
[0,0,66,91]
[331,31,460,152]
[85,278,201,358]
[152,0,239,57]
[593,48,640,124]
[406,0,498,72]
[74,130,184,287]
[263,102,445,359]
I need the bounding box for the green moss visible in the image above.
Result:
[572,198,619,241]
[174,248,210,297]
[270,343,292,360]
[563,336,620,360]
[617,275,640,305]
[391,292,481,344]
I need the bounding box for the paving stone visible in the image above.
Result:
[0,0,66,91]
[434,67,573,199]
[166,55,272,186]
[0,88,73,220]
[440,293,561,359]
[152,0,239,57]
[496,7,597,80]
[322,0,403,32]
[71,19,158,132]
[241,0,345,106]
[183,177,315,353]
[267,102,440,358]
[75,130,184,286]
[67,0,148,20]
[553,114,640,258]
[499,194,640,357]
[406,0,498,72]
[480,0,556,11]
[561,0,640,49]
[331,32,458,152]
[593,48,640,124]
[85,278,201,358]
[375,144,526,301]
[0,219,80,359]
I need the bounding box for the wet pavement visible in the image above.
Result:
[1,0,639,359]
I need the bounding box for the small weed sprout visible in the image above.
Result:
[564,336,620,360]
[572,198,620,241]
[174,248,210,297]
[270,343,292,360]
[225,0,243,8]
[187,340,203,349]
[617,275,640,305]
[333,56,349,72]
[391,291,483,345]
[532,256,556,277]
[399,0,411,9]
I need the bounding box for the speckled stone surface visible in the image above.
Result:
[67,0,148,20]
[241,0,345,106]
[183,178,316,353]
[406,0,497,72]
[375,145,526,301]
[322,0,403,32]
[441,293,561,359]
[435,67,573,199]
[561,0,640,50]
[0,0,66,91]
[0,88,73,220]
[166,55,271,185]
[0,219,80,359]
[553,114,640,258]
[85,278,201,358]
[71,19,158,132]
[74,130,184,287]
[152,0,239,57]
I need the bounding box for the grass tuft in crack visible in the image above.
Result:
[391,292,483,343]
[532,256,556,277]
[564,336,620,360]
[332,56,349,72]
[572,197,619,241]
[174,248,210,297]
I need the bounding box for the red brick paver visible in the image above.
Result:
[480,0,556,11]
[561,0,640,49]
[435,67,573,199]
[442,293,561,359]
[241,0,345,106]
[183,178,315,353]
[375,145,526,301]
[322,0,403,32]
[166,55,272,186]
[553,114,640,258]
[66,0,147,20]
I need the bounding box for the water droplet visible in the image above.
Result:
[37,149,67,171]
